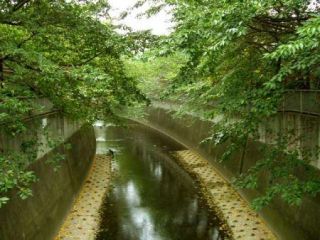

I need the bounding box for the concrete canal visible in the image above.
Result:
[95,122,228,240]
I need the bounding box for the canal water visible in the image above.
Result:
[95,122,227,240]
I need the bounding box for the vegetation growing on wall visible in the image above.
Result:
[133,0,320,209]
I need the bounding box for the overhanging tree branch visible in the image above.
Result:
[12,0,32,12]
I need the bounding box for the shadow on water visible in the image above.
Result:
[95,122,228,240]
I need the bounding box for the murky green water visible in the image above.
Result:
[95,122,226,240]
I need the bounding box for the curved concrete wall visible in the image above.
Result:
[144,106,320,240]
[0,124,96,240]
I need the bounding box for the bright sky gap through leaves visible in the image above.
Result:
[108,0,173,35]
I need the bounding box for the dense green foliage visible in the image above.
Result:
[0,1,145,124]
[124,52,187,99]
[0,0,145,207]
[136,0,320,209]
[1,0,320,211]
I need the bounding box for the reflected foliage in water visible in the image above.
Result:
[95,123,227,240]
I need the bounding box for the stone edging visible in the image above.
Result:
[171,150,277,240]
[55,155,112,240]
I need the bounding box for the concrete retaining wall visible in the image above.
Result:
[0,124,96,240]
[144,106,320,240]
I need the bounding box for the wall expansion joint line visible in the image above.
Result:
[171,150,277,240]
[55,155,112,240]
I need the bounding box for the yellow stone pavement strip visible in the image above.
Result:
[55,155,112,240]
[172,150,277,240]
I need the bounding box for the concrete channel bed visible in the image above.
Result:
[172,150,276,240]
[55,155,111,240]
[53,142,275,239]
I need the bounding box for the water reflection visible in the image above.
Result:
[96,123,227,240]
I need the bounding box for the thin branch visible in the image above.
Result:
[12,0,32,12]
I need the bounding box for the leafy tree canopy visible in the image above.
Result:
[1,0,320,210]
[124,51,187,99]
[135,0,320,209]
[0,0,146,128]
[0,0,146,207]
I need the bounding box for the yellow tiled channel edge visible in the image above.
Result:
[55,155,112,240]
[172,150,277,240]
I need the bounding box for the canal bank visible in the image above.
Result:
[0,120,96,240]
[171,150,276,240]
[139,104,320,240]
[0,116,303,239]
[55,154,112,240]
